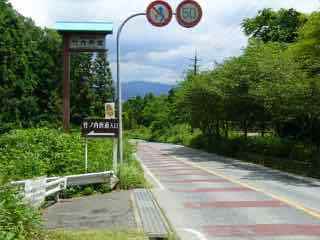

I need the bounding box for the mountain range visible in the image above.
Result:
[122,81,174,100]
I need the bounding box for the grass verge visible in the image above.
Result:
[46,230,147,240]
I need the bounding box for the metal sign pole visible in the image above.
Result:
[116,13,146,165]
[115,2,202,165]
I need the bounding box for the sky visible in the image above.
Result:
[9,0,320,85]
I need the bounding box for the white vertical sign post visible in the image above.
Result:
[85,137,88,173]
[113,139,118,172]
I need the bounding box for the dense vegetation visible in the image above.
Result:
[0,2,144,239]
[0,0,113,132]
[0,180,43,240]
[0,128,146,188]
[125,8,320,179]
[1,128,117,179]
[0,128,147,239]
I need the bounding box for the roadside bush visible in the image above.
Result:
[118,160,147,190]
[0,128,147,196]
[0,128,115,180]
[0,180,43,240]
[61,183,111,199]
[126,127,152,140]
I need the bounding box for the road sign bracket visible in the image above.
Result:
[116,0,202,166]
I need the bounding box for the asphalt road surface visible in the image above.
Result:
[136,141,320,240]
[43,191,136,230]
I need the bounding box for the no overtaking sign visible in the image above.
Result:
[146,0,173,27]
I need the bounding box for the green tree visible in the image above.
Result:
[70,53,94,123]
[287,12,320,149]
[242,8,307,43]
[91,52,114,117]
[123,96,145,129]
[0,1,62,131]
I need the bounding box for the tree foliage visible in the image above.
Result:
[242,8,307,43]
[0,1,114,132]
[125,8,320,163]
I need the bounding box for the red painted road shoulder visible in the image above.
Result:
[184,200,287,209]
[171,187,253,193]
[162,179,228,183]
[204,224,320,237]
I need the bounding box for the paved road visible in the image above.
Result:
[136,141,320,240]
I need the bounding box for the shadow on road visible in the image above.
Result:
[159,144,320,188]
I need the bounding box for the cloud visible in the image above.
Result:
[110,61,181,85]
[9,0,320,84]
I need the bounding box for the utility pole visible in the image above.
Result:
[190,50,201,75]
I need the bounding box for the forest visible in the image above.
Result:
[0,2,145,238]
[124,8,320,178]
[0,0,114,133]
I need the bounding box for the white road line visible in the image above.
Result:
[135,153,165,191]
[180,228,207,240]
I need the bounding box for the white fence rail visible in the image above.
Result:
[67,171,114,186]
[24,177,47,207]
[12,171,117,207]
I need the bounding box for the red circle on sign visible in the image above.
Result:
[146,1,173,27]
[176,0,202,28]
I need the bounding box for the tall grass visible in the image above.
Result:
[0,178,43,240]
[0,128,130,181]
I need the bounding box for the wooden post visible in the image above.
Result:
[63,34,70,133]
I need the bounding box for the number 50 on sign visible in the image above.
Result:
[176,0,202,28]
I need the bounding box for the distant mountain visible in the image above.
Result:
[122,81,174,100]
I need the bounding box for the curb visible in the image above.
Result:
[130,190,143,231]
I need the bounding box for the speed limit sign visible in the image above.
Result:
[176,0,202,28]
[146,1,173,27]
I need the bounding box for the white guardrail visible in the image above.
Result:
[12,171,116,207]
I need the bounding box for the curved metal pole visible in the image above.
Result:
[117,13,146,165]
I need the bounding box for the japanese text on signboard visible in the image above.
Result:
[82,119,119,137]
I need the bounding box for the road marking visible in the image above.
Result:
[204,224,320,237]
[162,179,228,183]
[153,168,200,172]
[171,187,252,193]
[184,200,287,209]
[180,228,207,240]
[173,156,320,219]
[135,154,165,191]
[159,172,212,177]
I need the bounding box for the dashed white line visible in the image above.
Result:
[180,228,207,240]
